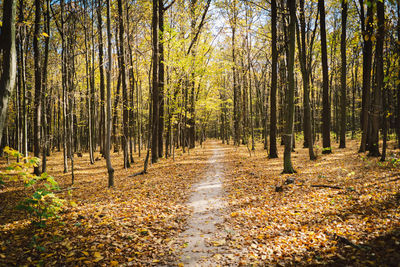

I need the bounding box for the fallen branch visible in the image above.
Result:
[333,234,370,250]
[129,170,147,178]
[129,150,150,178]
[311,184,342,189]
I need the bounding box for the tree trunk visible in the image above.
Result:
[61,0,68,173]
[298,0,316,160]
[117,0,130,168]
[397,2,400,149]
[269,0,278,158]
[231,1,240,146]
[339,0,347,148]
[158,0,166,155]
[369,0,384,157]
[359,0,374,153]
[283,0,296,174]
[0,0,16,145]
[151,0,159,163]
[97,0,106,156]
[106,0,115,187]
[33,0,42,175]
[318,0,331,154]
[84,0,95,164]
[42,0,51,172]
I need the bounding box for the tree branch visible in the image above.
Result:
[186,0,212,55]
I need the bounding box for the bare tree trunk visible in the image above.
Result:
[283,0,296,174]
[319,0,331,154]
[369,0,384,157]
[17,0,28,159]
[60,0,69,173]
[381,53,390,162]
[0,0,16,145]
[397,2,400,149]
[359,0,374,153]
[106,0,115,187]
[269,0,278,158]
[158,0,166,155]
[84,0,94,164]
[232,2,240,146]
[97,0,106,156]
[298,0,316,160]
[151,0,159,163]
[33,0,42,175]
[117,0,130,168]
[126,1,135,164]
[339,0,347,148]
[42,0,51,172]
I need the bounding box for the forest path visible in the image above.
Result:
[176,142,230,266]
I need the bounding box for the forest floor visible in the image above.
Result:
[0,138,399,266]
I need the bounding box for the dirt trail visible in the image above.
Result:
[177,142,228,266]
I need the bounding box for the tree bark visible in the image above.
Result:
[283,0,296,174]
[397,2,400,149]
[318,0,331,154]
[61,0,68,174]
[298,0,316,160]
[359,0,374,153]
[369,0,384,157]
[158,0,166,156]
[97,0,106,156]
[117,0,130,168]
[269,0,278,158]
[339,0,347,148]
[106,0,115,187]
[42,0,51,172]
[151,0,159,163]
[33,0,42,175]
[0,0,16,145]
[84,0,95,164]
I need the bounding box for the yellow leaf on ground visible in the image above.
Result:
[93,252,101,258]
[110,260,119,266]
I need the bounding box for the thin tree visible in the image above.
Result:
[318,0,332,154]
[83,0,95,164]
[106,0,115,187]
[369,0,384,157]
[283,0,296,174]
[61,0,69,173]
[229,0,240,146]
[42,0,51,172]
[33,0,42,175]
[158,0,166,156]
[359,0,374,153]
[117,0,130,168]
[269,0,278,158]
[298,0,316,160]
[151,0,159,163]
[97,0,106,156]
[339,0,347,148]
[397,2,400,149]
